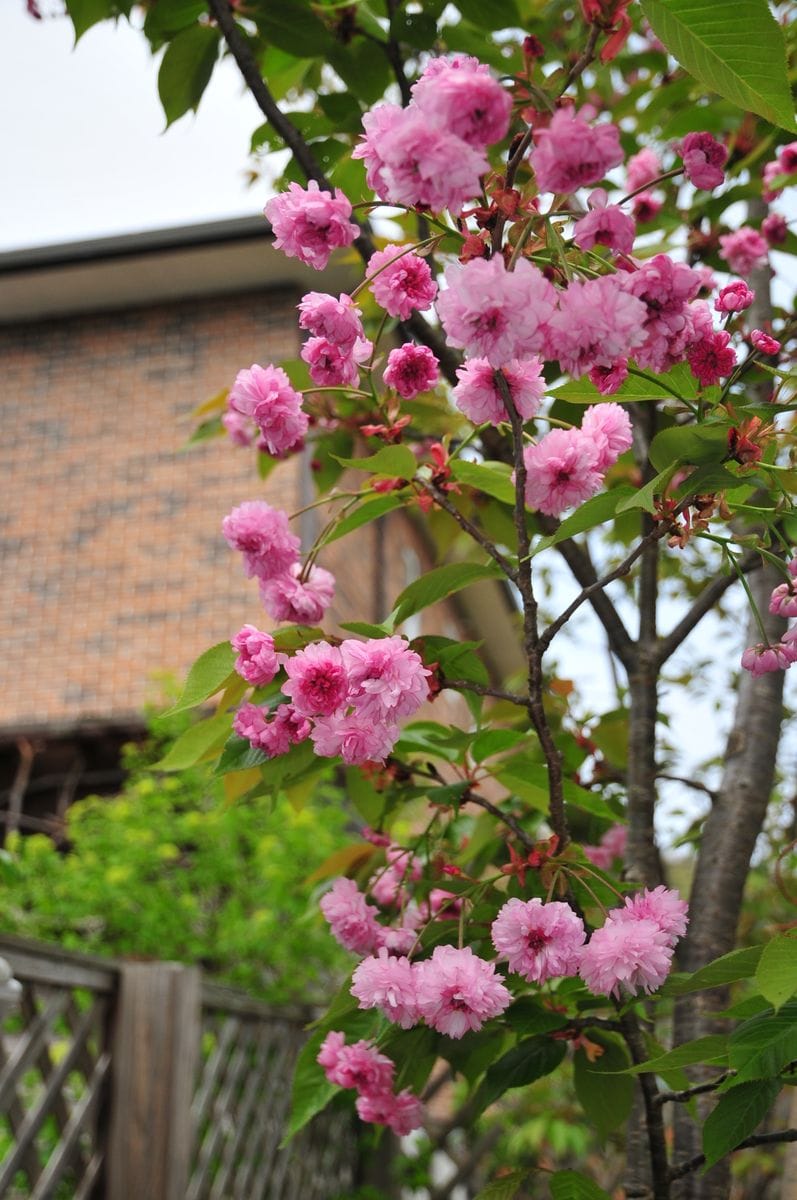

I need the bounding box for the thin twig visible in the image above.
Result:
[669,1129,797,1182]
[561,23,601,93]
[441,678,528,707]
[655,1071,734,1106]
[656,774,718,802]
[423,482,519,582]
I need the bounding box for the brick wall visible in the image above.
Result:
[0,287,459,733]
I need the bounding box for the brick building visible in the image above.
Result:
[0,217,520,834]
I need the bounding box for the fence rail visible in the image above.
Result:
[0,936,357,1200]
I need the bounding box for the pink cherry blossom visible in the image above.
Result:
[762,160,784,203]
[282,643,348,717]
[632,192,662,223]
[383,344,440,399]
[751,329,781,355]
[369,865,410,908]
[301,335,372,388]
[715,281,755,313]
[522,429,603,517]
[232,702,270,749]
[355,1088,424,1135]
[719,227,768,275]
[259,705,311,757]
[411,56,512,148]
[778,142,797,172]
[317,1031,396,1094]
[368,244,438,320]
[377,926,418,956]
[782,627,797,663]
[259,562,335,625]
[265,180,359,270]
[297,292,364,352]
[342,636,431,721]
[427,889,463,920]
[415,945,511,1039]
[548,275,647,378]
[491,897,586,983]
[579,916,674,997]
[584,824,627,870]
[311,714,399,765]
[687,330,736,387]
[231,625,279,686]
[679,132,728,190]
[222,405,254,447]
[626,147,662,193]
[319,877,381,955]
[613,886,689,947]
[361,105,489,215]
[580,403,633,471]
[437,256,556,367]
[623,254,703,374]
[589,359,628,396]
[762,213,788,246]
[574,190,636,255]
[222,501,300,581]
[768,580,797,619]
[228,364,308,458]
[530,107,623,194]
[452,357,545,425]
[740,642,791,676]
[351,949,420,1028]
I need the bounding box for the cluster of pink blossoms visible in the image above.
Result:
[742,557,797,677]
[762,141,797,202]
[317,1031,423,1136]
[225,363,308,457]
[233,636,430,766]
[222,501,335,626]
[522,403,633,518]
[583,823,627,870]
[354,55,511,215]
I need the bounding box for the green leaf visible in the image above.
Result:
[393,561,503,625]
[456,0,519,30]
[474,1171,530,1200]
[153,712,231,771]
[531,487,637,556]
[639,0,796,132]
[321,493,405,546]
[616,465,678,514]
[450,459,515,505]
[65,0,113,41]
[504,997,569,1037]
[471,1036,566,1117]
[702,1079,781,1169]
[648,424,728,473]
[574,1033,635,1137]
[157,24,220,127]
[282,1030,340,1143]
[214,736,268,776]
[729,1001,797,1083]
[471,729,528,763]
[755,934,797,1011]
[328,41,392,105]
[666,946,763,995]
[551,365,697,404]
[441,1027,508,1085]
[335,445,417,478]
[627,1034,729,1074]
[391,9,439,49]
[144,0,205,39]
[550,1170,613,1200]
[256,0,333,58]
[164,641,236,715]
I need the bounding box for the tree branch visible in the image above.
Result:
[619,1009,671,1200]
[423,482,519,583]
[655,552,761,666]
[561,23,602,92]
[669,1130,797,1182]
[441,678,528,707]
[655,1072,734,1106]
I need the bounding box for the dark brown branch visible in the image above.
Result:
[656,552,761,666]
[619,1010,671,1200]
[561,23,601,92]
[460,788,535,851]
[380,0,413,106]
[669,1130,797,1182]
[656,774,718,803]
[441,678,528,707]
[495,372,569,846]
[423,482,519,582]
[655,1072,734,1106]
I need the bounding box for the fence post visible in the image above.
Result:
[106,962,201,1200]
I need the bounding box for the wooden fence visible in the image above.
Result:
[0,936,357,1200]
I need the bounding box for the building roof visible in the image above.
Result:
[0,215,355,324]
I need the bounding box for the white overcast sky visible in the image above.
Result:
[1,3,265,251]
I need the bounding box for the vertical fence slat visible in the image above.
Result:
[106,962,201,1200]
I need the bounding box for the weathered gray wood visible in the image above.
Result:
[0,936,117,994]
[106,962,201,1200]
[233,1028,297,1200]
[29,1050,110,1200]
[0,1033,44,1187]
[201,980,315,1025]
[0,990,70,1112]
